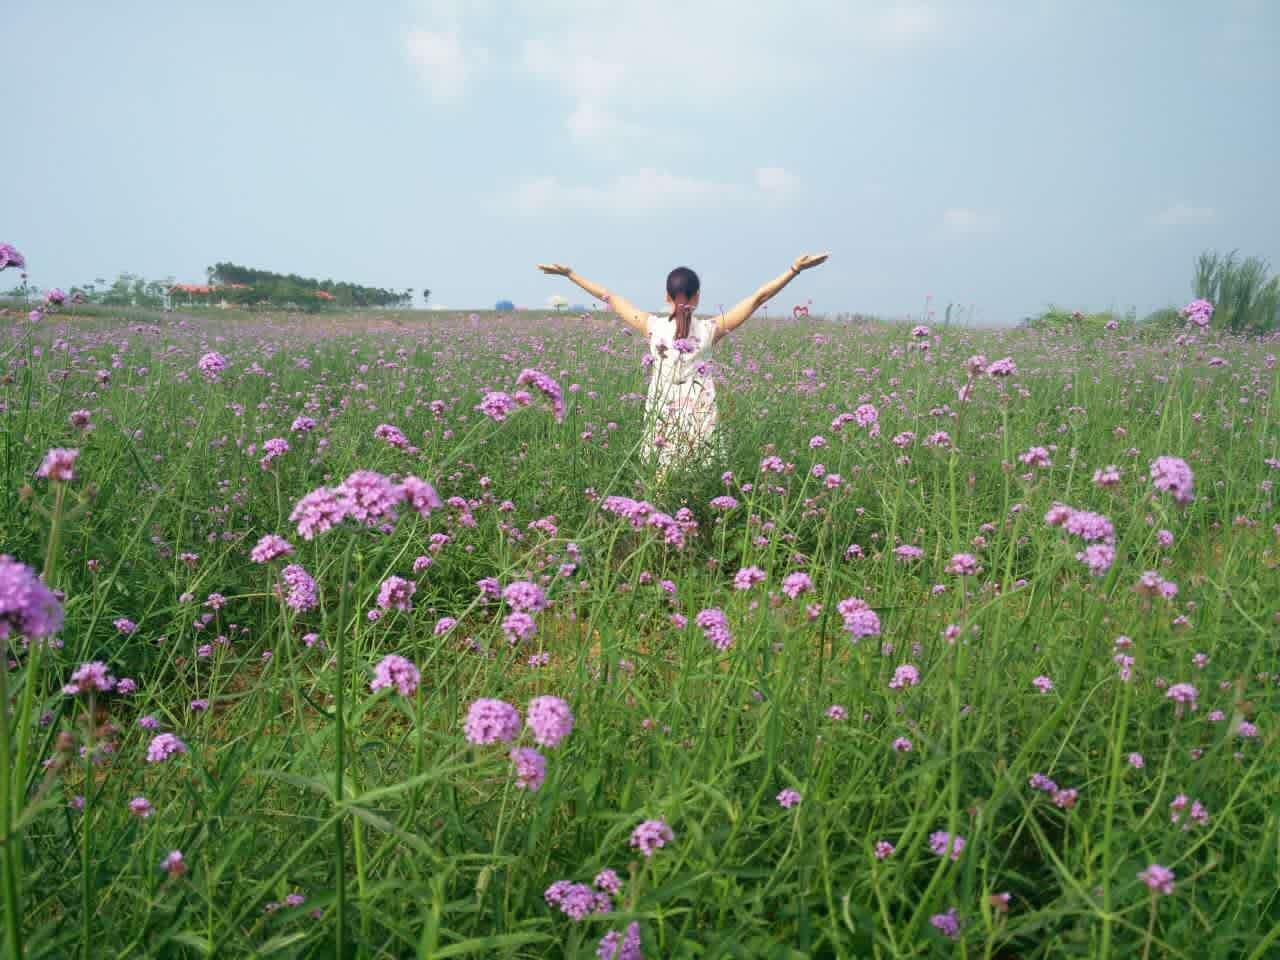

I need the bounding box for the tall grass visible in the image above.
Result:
[1193,251,1280,333]
[0,308,1277,958]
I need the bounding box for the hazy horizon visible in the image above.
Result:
[4,1,1278,324]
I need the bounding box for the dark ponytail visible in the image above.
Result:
[666,266,700,341]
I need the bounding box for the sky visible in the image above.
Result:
[4,0,1278,323]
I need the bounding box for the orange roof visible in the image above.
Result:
[171,283,214,294]
[314,290,336,300]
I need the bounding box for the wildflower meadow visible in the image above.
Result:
[1,284,1278,957]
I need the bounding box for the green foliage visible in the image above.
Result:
[0,313,1277,957]
[1025,306,1126,331]
[209,262,412,310]
[1192,250,1280,333]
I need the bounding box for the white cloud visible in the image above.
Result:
[512,2,940,143]
[513,169,742,216]
[942,207,1000,233]
[404,28,485,103]
[756,166,799,193]
[1151,203,1218,226]
[876,4,940,41]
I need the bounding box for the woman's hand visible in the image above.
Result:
[792,253,829,273]
[537,263,573,277]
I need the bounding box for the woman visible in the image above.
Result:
[537,254,828,475]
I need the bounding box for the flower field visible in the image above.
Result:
[1,305,1278,958]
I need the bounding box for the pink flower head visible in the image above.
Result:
[732,566,766,590]
[526,695,575,747]
[1138,863,1175,895]
[889,664,920,690]
[197,352,228,379]
[36,447,79,482]
[399,476,443,517]
[336,470,403,525]
[986,357,1016,378]
[629,818,674,857]
[781,571,813,599]
[250,534,293,563]
[510,747,547,791]
[945,553,982,576]
[1150,456,1195,505]
[515,368,566,421]
[63,661,116,695]
[928,830,965,861]
[376,575,415,612]
[161,850,186,877]
[290,486,349,540]
[146,733,188,763]
[464,698,520,745]
[280,564,318,611]
[370,654,420,696]
[837,596,881,640]
[503,580,548,612]
[776,788,802,808]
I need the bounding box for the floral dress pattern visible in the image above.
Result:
[641,312,722,475]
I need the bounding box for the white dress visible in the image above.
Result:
[641,312,722,474]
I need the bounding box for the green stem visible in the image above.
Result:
[333,539,355,956]
[0,655,24,959]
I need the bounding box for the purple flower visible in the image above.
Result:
[197,352,228,379]
[545,880,605,921]
[892,736,913,752]
[987,357,1016,378]
[594,869,622,895]
[129,796,153,818]
[945,553,982,576]
[336,470,403,525]
[161,850,186,877]
[290,486,348,540]
[464,699,520,745]
[780,571,813,599]
[35,447,79,482]
[928,830,965,861]
[1138,863,1175,895]
[597,922,642,960]
[837,596,881,640]
[503,580,548,613]
[114,617,138,635]
[1077,543,1115,576]
[376,575,415,612]
[502,611,537,644]
[732,566,765,590]
[695,607,733,651]
[874,840,895,859]
[1150,456,1195,505]
[0,243,26,271]
[250,534,293,563]
[515,368,566,421]
[370,654,421,696]
[63,660,116,695]
[510,747,547,791]
[1032,675,1054,693]
[1165,683,1198,710]
[478,391,516,422]
[930,907,961,939]
[629,818,674,857]
[888,664,920,690]
[146,733,188,763]
[1179,298,1213,328]
[776,788,802,808]
[526,695,574,747]
[374,423,410,449]
[280,564,318,611]
[400,476,443,517]
[826,704,848,720]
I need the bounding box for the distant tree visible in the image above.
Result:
[495,299,515,311]
[422,289,431,306]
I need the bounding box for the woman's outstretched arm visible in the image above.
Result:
[537,263,648,334]
[713,253,829,341]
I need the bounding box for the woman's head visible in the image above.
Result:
[666,266,700,338]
